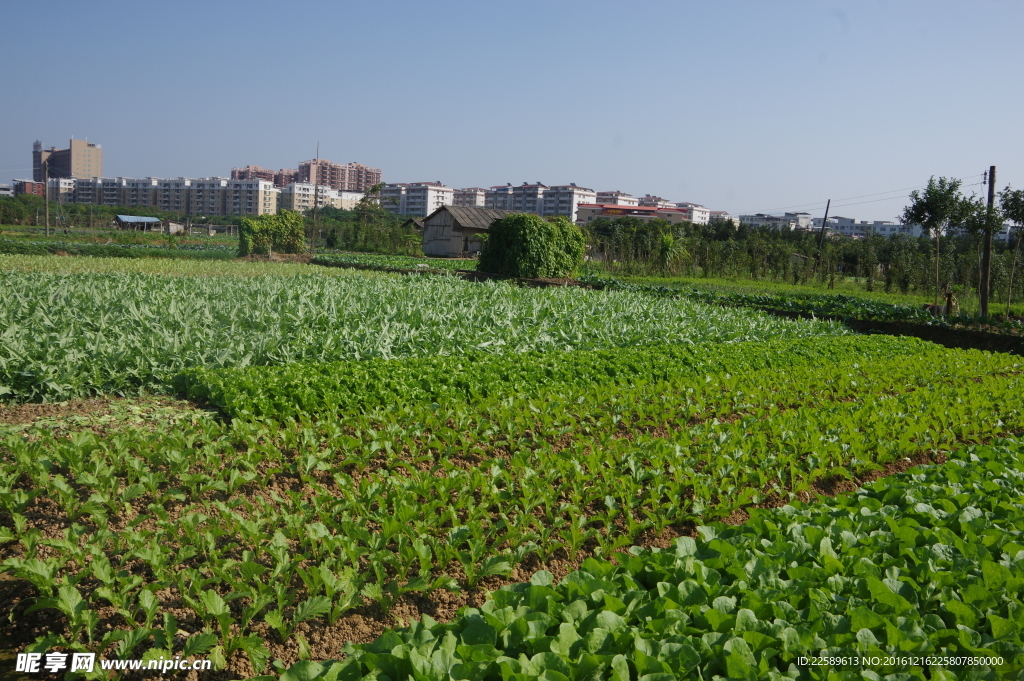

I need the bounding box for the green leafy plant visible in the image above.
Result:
[478,213,585,278]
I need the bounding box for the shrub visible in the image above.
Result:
[478,214,585,278]
[238,210,306,256]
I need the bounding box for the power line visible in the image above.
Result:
[735,173,985,216]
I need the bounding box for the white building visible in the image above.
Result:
[485,185,515,210]
[542,184,596,221]
[812,216,924,238]
[0,184,12,198]
[596,191,639,206]
[453,187,487,207]
[675,202,711,225]
[337,190,364,210]
[46,178,76,203]
[739,212,813,230]
[511,182,547,215]
[55,176,278,216]
[638,194,674,209]
[709,210,739,226]
[279,183,340,212]
[380,182,454,217]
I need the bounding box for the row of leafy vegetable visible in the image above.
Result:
[0,238,234,259]
[311,253,474,271]
[581,274,1024,331]
[2,337,1021,675]
[182,335,931,420]
[308,253,1024,331]
[0,268,843,402]
[278,439,1024,680]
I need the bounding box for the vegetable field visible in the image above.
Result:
[1,255,1023,680]
[0,265,844,402]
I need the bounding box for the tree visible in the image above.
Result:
[960,193,1004,317]
[901,177,973,305]
[479,213,585,278]
[238,210,306,256]
[1000,186,1024,316]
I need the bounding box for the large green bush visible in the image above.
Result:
[238,210,306,256]
[478,213,585,278]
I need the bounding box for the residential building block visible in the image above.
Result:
[33,139,102,181]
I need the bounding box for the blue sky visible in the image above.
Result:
[1,0,1021,220]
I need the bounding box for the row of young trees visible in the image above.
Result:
[0,193,256,230]
[316,185,421,255]
[586,178,1024,317]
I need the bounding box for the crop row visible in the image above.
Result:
[182,335,942,420]
[312,253,474,271]
[295,438,1024,680]
[0,238,234,260]
[0,270,843,402]
[1,341,1020,674]
[0,254,371,278]
[581,274,1024,330]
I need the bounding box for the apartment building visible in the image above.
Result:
[485,185,515,210]
[33,139,103,181]
[709,210,739,226]
[482,182,595,221]
[13,180,45,197]
[231,166,276,183]
[812,216,924,238]
[454,187,487,207]
[381,182,454,217]
[638,195,674,209]
[675,202,711,225]
[275,169,297,187]
[46,178,76,203]
[298,159,382,192]
[278,183,364,212]
[512,183,548,215]
[53,176,279,216]
[0,184,12,198]
[595,191,639,206]
[542,184,597,221]
[739,212,813,230]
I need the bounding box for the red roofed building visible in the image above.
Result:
[575,203,696,225]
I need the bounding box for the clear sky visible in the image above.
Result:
[2,0,1021,221]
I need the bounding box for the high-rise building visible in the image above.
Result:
[231,166,276,183]
[484,182,596,221]
[33,139,103,181]
[274,169,297,188]
[542,184,596,221]
[297,159,382,192]
[453,187,487,207]
[55,176,279,216]
[380,182,454,217]
[485,185,515,210]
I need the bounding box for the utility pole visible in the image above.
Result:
[311,142,320,252]
[816,200,831,251]
[981,165,996,317]
[813,199,830,275]
[43,160,50,237]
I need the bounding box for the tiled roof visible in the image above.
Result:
[426,205,521,230]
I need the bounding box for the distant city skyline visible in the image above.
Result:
[2,1,1021,222]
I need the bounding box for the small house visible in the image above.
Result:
[421,205,519,257]
[115,215,162,231]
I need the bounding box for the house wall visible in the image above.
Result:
[422,210,487,256]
